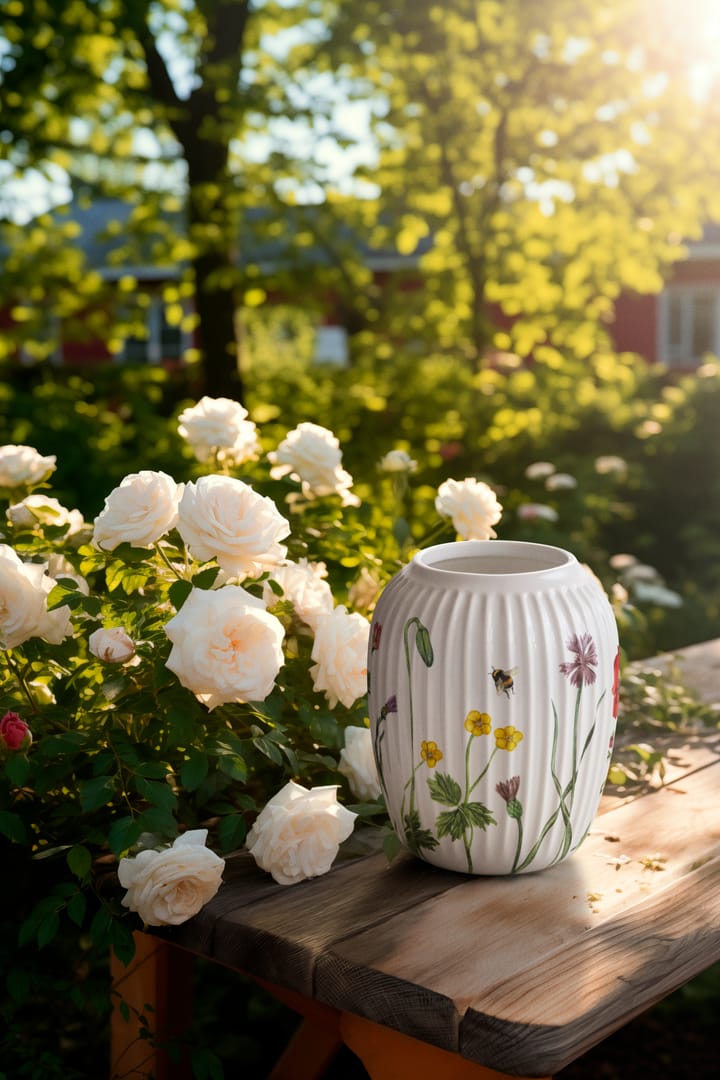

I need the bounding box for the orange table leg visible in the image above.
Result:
[340,1010,550,1080]
[255,977,345,1080]
[110,932,193,1080]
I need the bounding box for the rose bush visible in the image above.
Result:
[0,393,652,965]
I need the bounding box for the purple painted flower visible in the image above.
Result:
[382,695,397,716]
[559,632,598,688]
[496,776,520,803]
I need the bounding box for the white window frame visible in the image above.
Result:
[119,295,191,365]
[658,283,720,368]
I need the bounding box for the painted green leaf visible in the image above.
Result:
[464,802,497,830]
[415,623,434,666]
[403,811,439,853]
[436,807,467,841]
[428,771,462,806]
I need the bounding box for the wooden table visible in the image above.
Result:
[110,640,720,1079]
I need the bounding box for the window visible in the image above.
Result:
[121,296,189,365]
[659,285,720,367]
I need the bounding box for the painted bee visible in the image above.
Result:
[490,666,518,698]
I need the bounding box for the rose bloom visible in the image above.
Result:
[594,455,628,476]
[338,726,382,802]
[268,422,360,506]
[310,605,370,709]
[0,444,56,489]
[263,558,333,630]
[88,626,136,664]
[379,449,417,473]
[0,545,71,649]
[118,830,225,927]
[93,471,182,551]
[0,711,32,751]
[347,566,381,612]
[246,780,357,886]
[177,396,259,466]
[517,503,558,523]
[177,475,289,578]
[164,585,285,709]
[545,472,577,491]
[435,477,503,540]
[524,461,555,480]
[7,494,84,535]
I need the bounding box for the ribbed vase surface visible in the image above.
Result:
[367,541,620,875]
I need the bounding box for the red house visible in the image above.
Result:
[3,200,720,370]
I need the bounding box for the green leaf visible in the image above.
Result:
[415,623,434,666]
[4,753,30,786]
[90,906,114,949]
[138,807,177,838]
[427,772,462,806]
[0,811,28,844]
[191,1046,225,1080]
[67,844,92,881]
[110,920,136,966]
[192,566,221,589]
[392,516,411,547]
[169,578,193,609]
[218,754,248,782]
[108,816,142,856]
[67,891,87,928]
[135,776,178,812]
[79,775,117,812]
[181,750,209,791]
[382,829,403,862]
[36,912,60,949]
[6,967,31,1004]
[218,813,247,853]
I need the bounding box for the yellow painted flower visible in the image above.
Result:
[464,710,492,736]
[494,726,524,751]
[420,739,443,767]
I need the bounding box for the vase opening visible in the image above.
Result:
[415,541,573,577]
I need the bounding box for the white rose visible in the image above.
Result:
[0,444,56,489]
[93,471,182,551]
[0,545,72,649]
[0,545,50,649]
[545,472,577,491]
[594,455,627,475]
[347,566,381,612]
[435,477,503,540]
[379,449,417,473]
[7,494,84,535]
[246,781,357,886]
[524,461,555,480]
[263,559,334,630]
[338,726,382,802]
[177,396,259,466]
[88,626,136,664]
[45,554,90,595]
[517,503,559,523]
[177,475,289,578]
[268,422,360,507]
[164,584,285,709]
[310,605,370,709]
[118,830,225,927]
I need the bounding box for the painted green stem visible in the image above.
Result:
[403,617,423,817]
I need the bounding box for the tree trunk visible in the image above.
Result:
[192,248,245,401]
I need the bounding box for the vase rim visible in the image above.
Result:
[410,540,579,588]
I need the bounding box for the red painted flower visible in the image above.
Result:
[559,633,598,688]
[371,622,382,652]
[611,646,621,719]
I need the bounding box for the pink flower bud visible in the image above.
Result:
[0,711,32,751]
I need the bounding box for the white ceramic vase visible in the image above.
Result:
[367,541,620,875]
